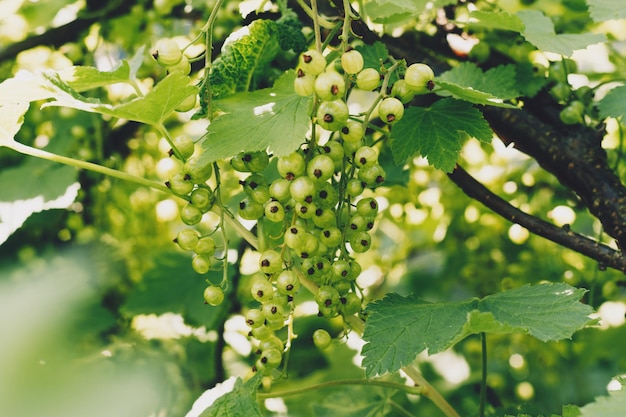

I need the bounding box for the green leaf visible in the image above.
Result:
[467,10,524,32]
[56,62,132,92]
[598,84,626,120]
[121,252,226,327]
[355,42,390,71]
[361,283,595,377]
[198,375,263,417]
[580,389,626,416]
[0,72,60,105]
[310,384,394,417]
[436,62,520,106]
[208,19,278,99]
[199,70,312,163]
[42,71,198,126]
[390,98,492,172]
[0,102,29,146]
[276,10,307,52]
[587,0,626,22]
[517,10,607,56]
[562,404,581,417]
[515,62,549,98]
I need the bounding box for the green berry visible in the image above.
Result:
[245,308,265,328]
[203,285,224,306]
[269,178,292,201]
[238,197,264,220]
[167,172,193,195]
[183,156,213,184]
[316,100,349,131]
[299,49,326,75]
[356,197,378,217]
[378,97,405,123]
[354,146,378,167]
[276,270,300,295]
[152,38,182,66]
[290,176,316,203]
[356,68,380,91]
[169,56,192,76]
[195,236,216,255]
[320,227,342,247]
[192,254,212,274]
[181,203,203,225]
[170,134,194,159]
[358,163,386,188]
[341,120,365,143]
[190,187,214,212]
[307,154,335,181]
[175,228,199,251]
[391,79,416,104]
[277,152,306,180]
[259,250,283,274]
[294,69,316,96]
[349,231,371,253]
[315,71,346,101]
[264,200,285,222]
[260,348,282,368]
[251,278,274,303]
[313,329,332,349]
[341,50,364,74]
[404,63,435,94]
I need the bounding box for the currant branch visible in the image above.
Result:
[448,164,626,272]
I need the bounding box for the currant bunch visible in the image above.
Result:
[166,134,224,304]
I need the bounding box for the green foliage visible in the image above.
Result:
[587,0,626,22]
[207,19,279,100]
[361,283,595,377]
[598,85,626,121]
[390,98,492,171]
[437,62,520,107]
[197,375,263,417]
[580,389,626,416]
[517,10,607,57]
[467,10,524,32]
[199,70,312,162]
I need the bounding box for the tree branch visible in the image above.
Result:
[448,165,626,273]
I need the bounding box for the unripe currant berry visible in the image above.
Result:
[404,63,435,94]
[354,146,379,167]
[331,260,351,281]
[261,301,286,321]
[238,197,264,220]
[284,225,306,249]
[315,71,346,101]
[269,178,292,201]
[312,207,337,229]
[251,277,274,303]
[250,325,273,341]
[349,231,371,253]
[307,154,335,181]
[316,100,349,131]
[315,285,340,309]
[312,328,332,350]
[550,83,571,103]
[175,228,199,251]
[320,140,345,170]
[259,348,282,369]
[195,236,217,255]
[190,187,214,212]
[277,152,306,180]
[241,173,269,197]
[264,200,285,222]
[276,270,300,295]
[169,56,192,76]
[170,134,194,159]
[290,176,316,203]
[259,250,283,274]
[203,285,224,306]
[315,182,339,207]
[339,292,362,316]
[295,201,317,220]
[294,69,316,96]
[297,233,319,259]
[391,79,416,104]
[341,119,365,143]
[560,102,584,125]
[356,197,379,217]
[341,49,364,74]
[320,226,342,247]
[299,49,326,75]
[192,254,212,274]
[232,151,269,173]
[347,260,362,281]
[346,178,364,197]
[245,308,265,328]
[356,68,381,91]
[181,203,203,225]
[167,172,194,195]
[152,38,183,66]
[378,97,405,123]
[358,163,386,188]
[259,335,284,352]
[333,279,351,295]
[183,156,213,183]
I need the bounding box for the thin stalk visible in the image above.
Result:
[257,378,424,399]
[310,0,323,52]
[200,0,226,121]
[479,332,487,417]
[401,364,461,417]
[388,399,417,417]
[295,0,335,29]
[8,141,174,196]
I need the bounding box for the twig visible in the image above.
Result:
[448,164,626,273]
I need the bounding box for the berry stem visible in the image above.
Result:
[199,0,227,121]
[257,378,424,399]
[309,0,323,53]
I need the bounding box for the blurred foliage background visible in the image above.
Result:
[1,0,625,416]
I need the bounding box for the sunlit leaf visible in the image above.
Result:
[518,10,606,56]
[580,389,626,416]
[196,375,263,417]
[390,98,492,172]
[598,84,626,121]
[199,70,312,162]
[467,10,524,32]
[587,0,626,22]
[361,283,595,377]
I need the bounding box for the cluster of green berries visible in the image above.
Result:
[544,59,594,126]
[165,134,223,304]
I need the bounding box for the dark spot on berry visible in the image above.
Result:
[361,239,369,247]
[184,173,191,181]
[287,295,294,302]
[314,169,322,178]
[340,297,347,304]
[323,230,331,237]
[270,306,278,314]
[300,206,308,214]
[257,290,265,298]
[307,267,315,275]
[370,201,377,209]
[387,114,396,123]
[359,157,366,165]
[247,319,255,325]
[286,172,295,181]
[319,190,328,198]
[270,205,279,213]
[239,201,246,209]
[261,259,270,267]
[427,80,435,91]
[323,146,331,153]
[261,356,268,364]
[242,153,252,162]
[305,195,313,203]
[301,252,309,258]
[367,222,374,229]
[342,126,350,134]
[331,84,339,95]
[290,227,298,234]
[341,270,348,277]
[168,149,174,157]
[376,175,384,183]
[324,299,332,307]
[286,284,294,291]
[324,113,334,122]
[297,68,305,77]
[350,223,357,230]
[303,54,312,63]
[165,181,171,188]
